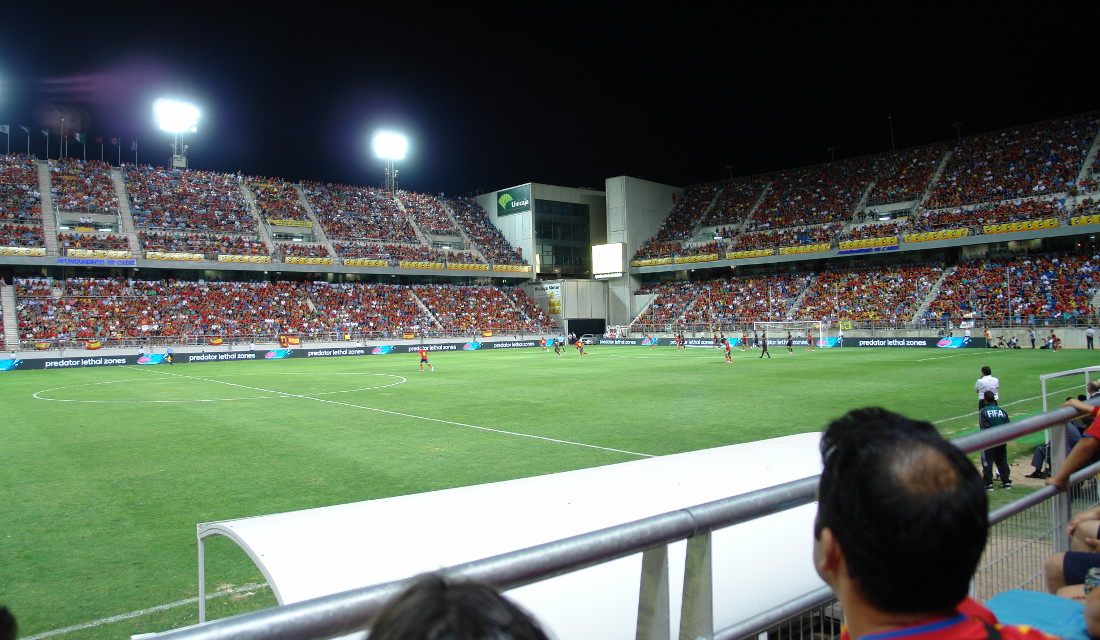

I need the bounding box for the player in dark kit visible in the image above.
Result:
[787,332,794,354]
[759,333,771,358]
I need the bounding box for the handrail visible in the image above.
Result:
[151,400,1099,640]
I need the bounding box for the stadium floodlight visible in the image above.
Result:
[154,99,200,169]
[372,130,407,193]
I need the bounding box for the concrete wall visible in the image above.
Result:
[604,176,681,325]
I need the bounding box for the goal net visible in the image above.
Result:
[753,320,826,347]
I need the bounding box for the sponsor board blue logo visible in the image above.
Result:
[0,358,23,372]
[264,349,293,359]
[371,345,395,355]
[136,354,167,365]
[462,342,482,350]
[936,337,970,349]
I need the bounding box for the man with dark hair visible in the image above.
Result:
[369,573,549,640]
[814,408,1052,640]
[975,366,999,410]
[979,391,1012,490]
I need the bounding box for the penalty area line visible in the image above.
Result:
[933,382,1083,429]
[21,583,267,640]
[125,367,655,459]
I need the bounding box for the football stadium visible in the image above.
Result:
[3,12,1100,640]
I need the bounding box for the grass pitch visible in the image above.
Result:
[1,344,1095,639]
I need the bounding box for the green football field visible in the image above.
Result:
[2,344,1097,639]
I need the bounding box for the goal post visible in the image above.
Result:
[753,320,827,348]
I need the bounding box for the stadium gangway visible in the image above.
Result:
[154,400,1100,640]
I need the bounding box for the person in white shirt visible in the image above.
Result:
[975,365,999,409]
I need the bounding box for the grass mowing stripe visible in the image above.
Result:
[20,583,268,640]
[126,366,656,458]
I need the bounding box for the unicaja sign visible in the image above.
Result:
[496,184,532,216]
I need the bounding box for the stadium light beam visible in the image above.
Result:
[154,99,200,169]
[372,130,407,193]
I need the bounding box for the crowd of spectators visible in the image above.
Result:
[681,274,814,325]
[275,242,331,258]
[925,117,1097,209]
[836,221,908,241]
[411,284,551,333]
[308,282,437,336]
[399,191,459,236]
[699,178,769,228]
[13,278,556,342]
[912,196,1066,232]
[0,154,42,224]
[0,224,45,247]
[126,165,253,232]
[444,196,526,264]
[634,185,720,260]
[633,253,1098,328]
[863,147,946,205]
[49,158,118,214]
[925,253,1099,321]
[800,264,944,320]
[734,223,842,250]
[57,232,131,251]
[250,179,310,222]
[331,241,451,263]
[301,182,420,243]
[750,161,870,231]
[139,231,268,255]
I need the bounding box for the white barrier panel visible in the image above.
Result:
[198,432,824,639]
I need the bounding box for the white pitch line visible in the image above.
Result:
[933,382,1084,427]
[126,367,654,459]
[21,583,267,640]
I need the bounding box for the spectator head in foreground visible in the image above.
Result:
[814,408,988,632]
[369,573,549,640]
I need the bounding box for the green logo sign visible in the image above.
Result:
[496,184,531,216]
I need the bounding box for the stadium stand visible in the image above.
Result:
[444,196,526,265]
[12,278,555,345]
[398,191,460,236]
[301,182,420,244]
[125,165,253,232]
[139,230,268,256]
[250,178,310,223]
[57,232,130,251]
[0,224,45,247]
[924,116,1097,209]
[799,264,944,321]
[0,154,43,224]
[49,158,118,215]
[924,253,1099,322]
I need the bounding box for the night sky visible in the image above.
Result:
[0,5,1093,196]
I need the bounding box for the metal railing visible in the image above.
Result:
[146,399,1100,640]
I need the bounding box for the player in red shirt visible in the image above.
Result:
[539,337,548,352]
[724,338,732,363]
[575,340,586,357]
[418,348,434,371]
[806,329,815,351]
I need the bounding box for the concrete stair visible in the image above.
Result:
[912,266,955,321]
[294,185,337,258]
[239,183,277,255]
[37,160,59,255]
[1,282,18,349]
[111,167,142,258]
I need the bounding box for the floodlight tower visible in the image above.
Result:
[372,130,407,193]
[154,99,200,169]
